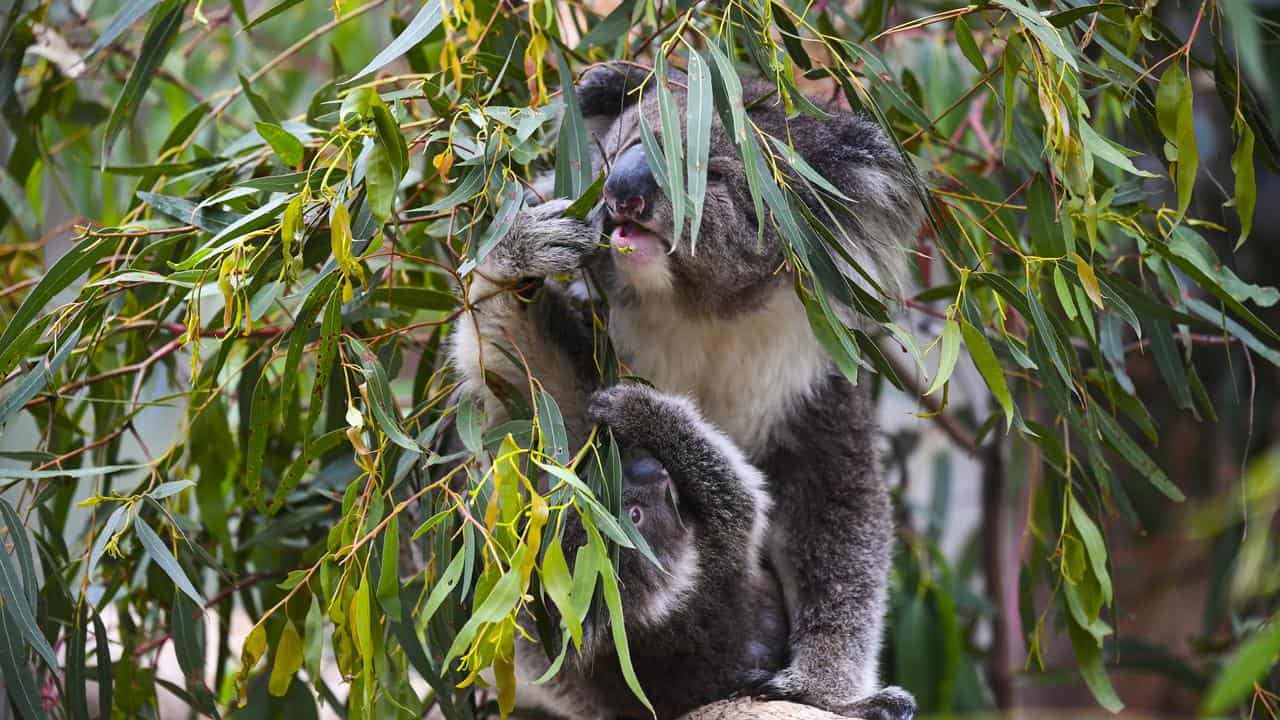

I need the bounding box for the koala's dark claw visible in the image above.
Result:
[749,669,804,704]
[838,686,916,720]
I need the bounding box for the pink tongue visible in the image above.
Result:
[611,225,657,256]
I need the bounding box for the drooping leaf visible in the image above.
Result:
[102,0,189,165]
[345,0,445,85]
[134,520,205,605]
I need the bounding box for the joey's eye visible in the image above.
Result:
[628,505,643,526]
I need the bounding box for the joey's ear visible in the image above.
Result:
[576,62,649,120]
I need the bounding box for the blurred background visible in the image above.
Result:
[1,0,1277,717]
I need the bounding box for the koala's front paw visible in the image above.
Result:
[480,199,603,280]
[587,384,663,443]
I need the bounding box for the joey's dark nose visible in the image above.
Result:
[624,456,669,486]
[604,144,658,222]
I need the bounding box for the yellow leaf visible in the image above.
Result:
[268,620,304,697]
[1072,254,1105,309]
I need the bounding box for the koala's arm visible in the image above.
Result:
[755,377,913,718]
[448,200,603,438]
[588,385,769,564]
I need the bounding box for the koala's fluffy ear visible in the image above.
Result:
[576,62,649,121]
[791,111,926,300]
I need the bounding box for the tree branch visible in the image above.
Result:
[681,699,850,719]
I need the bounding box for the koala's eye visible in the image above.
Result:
[628,505,644,526]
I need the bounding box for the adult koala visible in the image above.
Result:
[450,62,923,716]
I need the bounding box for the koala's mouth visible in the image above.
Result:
[609,222,669,258]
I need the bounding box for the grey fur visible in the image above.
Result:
[448,62,924,716]
[521,384,788,720]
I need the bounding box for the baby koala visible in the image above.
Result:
[525,384,788,720]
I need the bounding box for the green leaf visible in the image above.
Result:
[577,0,635,49]
[0,501,35,608]
[372,285,455,310]
[364,142,397,223]
[0,610,47,720]
[102,0,188,165]
[421,550,465,627]
[0,522,58,671]
[370,100,408,181]
[1088,405,1183,501]
[0,238,112,377]
[0,326,80,428]
[134,520,205,605]
[592,527,653,714]
[563,171,605,221]
[459,180,523,276]
[171,593,203,680]
[685,48,713,251]
[991,0,1079,71]
[541,538,582,647]
[954,17,986,73]
[960,321,1013,429]
[0,165,37,239]
[346,336,419,452]
[1156,65,1196,214]
[1067,613,1124,713]
[345,0,444,85]
[150,480,195,500]
[377,515,401,616]
[93,611,112,720]
[270,429,347,514]
[242,0,304,32]
[1230,116,1256,249]
[457,394,484,455]
[256,121,303,166]
[926,317,961,395]
[245,372,274,513]
[1201,614,1280,714]
[554,48,593,199]
[268,620,304,697]
[88,505,129,581]
[1067,495,1112,603]
[1143,318,1192,411]
[67,608,89,720]
[534,388,569,464]
[84,0,164,60]
[137,191,243,233]
[1078,122,1156,178]
[444,549,526,662]
[654,53,686,249]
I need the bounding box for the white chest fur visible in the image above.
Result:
[610,288,830,455]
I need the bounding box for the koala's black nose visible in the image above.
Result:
[624,456,669,486]
[604,144,658,222]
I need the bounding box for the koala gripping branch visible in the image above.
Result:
[680,699,851,719]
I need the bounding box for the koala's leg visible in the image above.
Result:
[755,380,900,717]
[449,200,603,439]
[586,384,769,562]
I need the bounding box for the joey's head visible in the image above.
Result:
[576,62,920,316]
[560,450,697,633]
[616,453,695,618]
[577,64,787,316]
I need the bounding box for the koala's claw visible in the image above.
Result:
[753,670,916,720]
[587,384,659,435]
[839,687,916,720]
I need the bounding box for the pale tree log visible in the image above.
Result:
[680,698,849,719]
